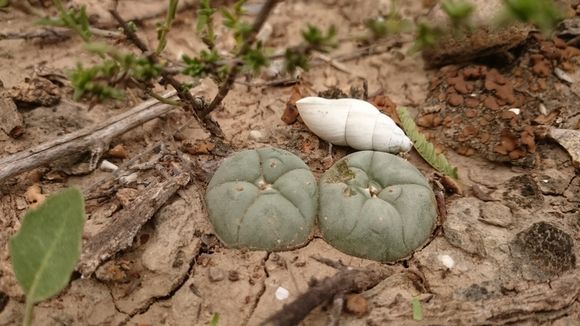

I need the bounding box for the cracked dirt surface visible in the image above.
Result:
[1,0,579,325]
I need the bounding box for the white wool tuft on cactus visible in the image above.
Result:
[296,96,412,153]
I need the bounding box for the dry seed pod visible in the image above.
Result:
[296,97,412,153]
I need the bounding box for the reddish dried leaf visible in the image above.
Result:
[281,86,302,124]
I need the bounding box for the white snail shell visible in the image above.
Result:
[296,96,412,153]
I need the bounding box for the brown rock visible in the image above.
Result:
[463,66,482,79]
[465,97,479,108]
[447,93,464,106]
[532,60,551,77]
[479,202,513,227]
[461,126,478,139]
[9,77,61,107]
[479,132,491,144]
[108,144,128,159]
[416,113,435,128]
[500,110,516,120]
[0,93,23,138]
[345,294,368,317]
[521,127,536,153]
[457,146,475,156]
[448,75,469,94]
[465,108,478,118]
[115,188,139,207]
[509,149,525,160]
[494,84,516,105]
[483,96,499,110]
[433,115,443,127]
[208,267,225,282]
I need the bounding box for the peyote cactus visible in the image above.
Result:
[206,148,318,251]
[319,151,437,262]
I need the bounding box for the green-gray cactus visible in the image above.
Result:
[206,148,318,251]
[319,151,437,262]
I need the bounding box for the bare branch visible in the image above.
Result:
[108,9,225,139]
[0,91,178,184]
[201,0,280,117]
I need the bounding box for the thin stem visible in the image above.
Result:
[22,298,34,326]
[201,0,279,117]
[109,8,224,139]
[146,89,181,106]
[51,0,90,43]
[155,0,179,55]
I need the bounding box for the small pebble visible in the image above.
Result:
[119,172,139,185]
[554,67,574,83]
[345,294,368,317]
[24,184,45,207]
[108,144,128,159]
[248,130,266,142]
[208,267,225,282]
[438,254,455,269]
[228,270,240,282]
[275,287,289,300]
[100,160,118,172]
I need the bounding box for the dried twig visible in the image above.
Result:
[201,0,280,117]
[0,27,124,42]
[262,263,393,326]
[77,171,190,277]
[0,91,178,184]
[108,9,225,139]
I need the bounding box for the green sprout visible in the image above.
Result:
[499,0,563,34]
[182,50,228,81]
[365,1,414,39]
[196,0,217,48]
[441,0,475,30]
[156,0,179,54]
[410,22,442,53]
[221,0,251,46]
[242,42,269,74]
[301,25,337,51]
[69,62,124,101]
[37,0,91,42]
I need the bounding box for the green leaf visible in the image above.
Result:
[210,312,220,326]
[397,107,459,179]
[9,188,85,303]
[411,297,423,321]
[0,0,9,8]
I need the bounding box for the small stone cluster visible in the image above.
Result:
[418,34,580,166]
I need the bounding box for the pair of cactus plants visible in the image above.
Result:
[205,148,437,262]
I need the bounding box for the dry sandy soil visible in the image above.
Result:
[0,0,579,325]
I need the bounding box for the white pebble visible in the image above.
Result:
[508,108,520,115]
[275,287,289,300]
[554,67,574,83]
[539,103,548,116]
[100,160,118,172]
[249,130,266,142]
[438,254,455,269]
[119,172,139,185]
